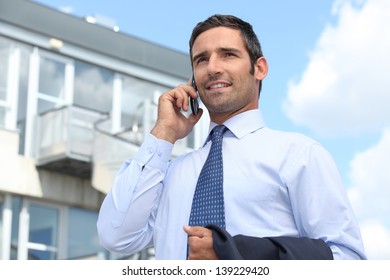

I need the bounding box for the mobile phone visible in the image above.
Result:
[190,75,199,115]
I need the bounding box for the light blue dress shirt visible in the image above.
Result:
[97,109,366,260]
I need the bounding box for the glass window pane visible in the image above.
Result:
[37,99,57,114]
[17,45,32,123]
[0,36,10,100]
[28,248,54,260]
[120,75,195,148]
[120,75,172,146]
[17,44,32,155]
[0,107,5,127]
[67,207,102,259]
[74,61,113,113]
[28,204,58,260]
[121,75,168,129]
[10,197,21,260]
[38,56,65,98]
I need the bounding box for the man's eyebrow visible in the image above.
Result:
[192,48,241,62]
[217,47,241,54]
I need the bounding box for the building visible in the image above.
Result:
[0,0,208,260]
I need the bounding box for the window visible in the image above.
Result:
[118,75,169,143]
[0,107,5,128]
[0,37,10,128]
[16,44,31,154]
[37,55,67,114]
[13,199,108,260]
[67,207,104,259]
[27,203,59,260]
[0,38,9,100]
[10,196,21,260]
[74,61,113,113]
[117,74,196,149]
[39,57,65,99]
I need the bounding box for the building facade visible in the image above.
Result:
[0,0,208,260]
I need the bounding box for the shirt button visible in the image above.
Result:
[147,147,154,154]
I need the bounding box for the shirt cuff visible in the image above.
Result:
[134,133,174,171]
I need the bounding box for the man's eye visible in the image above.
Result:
[225,52,236,57]
[195,57,208,65]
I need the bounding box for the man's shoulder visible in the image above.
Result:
[261,127,320,146]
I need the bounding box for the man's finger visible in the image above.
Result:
[183,225,210,238]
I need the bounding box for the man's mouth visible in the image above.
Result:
[206,81,232,90]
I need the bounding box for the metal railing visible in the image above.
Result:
[35,103,195,183]
[35,105,107,177]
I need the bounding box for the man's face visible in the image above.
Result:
[191,26,267,123]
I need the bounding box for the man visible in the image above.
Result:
[97,14,366,260]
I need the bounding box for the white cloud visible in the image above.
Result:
[347,128,390,259]
[283,0,390,137]
[358,220,390,259]
[347,128,390,220]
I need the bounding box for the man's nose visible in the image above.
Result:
[206,55,223,76]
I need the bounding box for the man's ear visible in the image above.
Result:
[254,56,268,81]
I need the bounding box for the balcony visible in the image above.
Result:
[35,106,107,179]
[35,104,199,191]
[91,103,193,193]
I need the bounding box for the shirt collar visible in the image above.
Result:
[204,109,266,145]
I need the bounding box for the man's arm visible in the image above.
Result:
[97,134,172,254]
[286,143,366,259]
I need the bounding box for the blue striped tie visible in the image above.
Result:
[189,125,227,228]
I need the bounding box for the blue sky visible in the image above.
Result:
[34,0,390,259]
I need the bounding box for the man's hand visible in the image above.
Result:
[184,225,219,260]
[151,83,203,144]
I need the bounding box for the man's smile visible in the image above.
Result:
[206,81,232,91]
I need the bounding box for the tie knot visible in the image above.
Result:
[212,125,227,139]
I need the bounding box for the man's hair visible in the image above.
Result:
[189,14,264,94]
